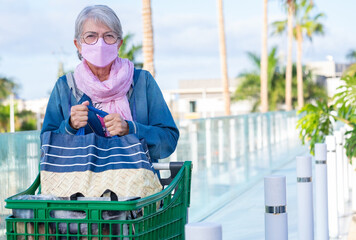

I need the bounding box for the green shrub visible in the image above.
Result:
[297,74,356,159]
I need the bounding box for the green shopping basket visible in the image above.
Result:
[5,161,192,240]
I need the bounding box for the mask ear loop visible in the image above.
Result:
[77,50,83,60]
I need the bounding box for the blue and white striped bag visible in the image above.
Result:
[40,107,162,198]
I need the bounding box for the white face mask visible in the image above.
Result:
[81,38,119,67]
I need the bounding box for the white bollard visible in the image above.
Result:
[343,126,356,211]
[314,143,329,240]
[343,126,353,193]
[340,127,350,202]
[352,154,356,212]
[264,175,288,240]
[325,135,339,238]
[185,222,222,240]
[334,130,345,215]
[296,156,314,240]
[353,160,356,212]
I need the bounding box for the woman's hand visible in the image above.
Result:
[104,113,129,136]
[70,101,89,130]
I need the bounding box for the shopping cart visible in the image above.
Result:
[5,161,192,240]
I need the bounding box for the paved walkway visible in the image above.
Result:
[205,159,353,240]
[188,136,308,223]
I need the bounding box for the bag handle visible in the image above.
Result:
[76,106,112,136]
[88,105,108,118]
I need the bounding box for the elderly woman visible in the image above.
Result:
[41,5,179,161]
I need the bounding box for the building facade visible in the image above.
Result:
[306,58,350,98]
[163,78,252,120]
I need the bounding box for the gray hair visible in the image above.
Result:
[74,5,123,59]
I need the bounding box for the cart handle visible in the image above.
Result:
[153,162,184,187]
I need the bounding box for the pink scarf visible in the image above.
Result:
[74,57,134,121]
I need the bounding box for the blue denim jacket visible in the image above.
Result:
[41,69,179,161]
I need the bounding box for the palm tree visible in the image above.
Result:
[217,0,231,115]
[344,50,356,76]
[142,0,155,77]
[260,0,269,113]
[272,0,324,110]
[0,76,16,100]
[0,104,10,132]
[119,33,143,68]
[294,0,324,109]
[285,0,295,111]
[233,47,279,111]
[272,0,295,111]
[346,49,356,63]
[0,76,17,132]
[232,47,327,111]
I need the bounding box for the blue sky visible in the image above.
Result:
[0,0,355,100]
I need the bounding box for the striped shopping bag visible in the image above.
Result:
[40,107,162,198]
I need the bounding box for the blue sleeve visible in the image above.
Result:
[41,77,77,135]
[127,72,179,159]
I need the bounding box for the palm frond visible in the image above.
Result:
[246,52,261,69]
[271,20,288,35]
[118,33,142,67]
[346,50,356,62]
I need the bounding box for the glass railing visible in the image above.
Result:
[0,110,304,238]
[162,110,305,221]
[166,111,299,164]
[0,131,41,238]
